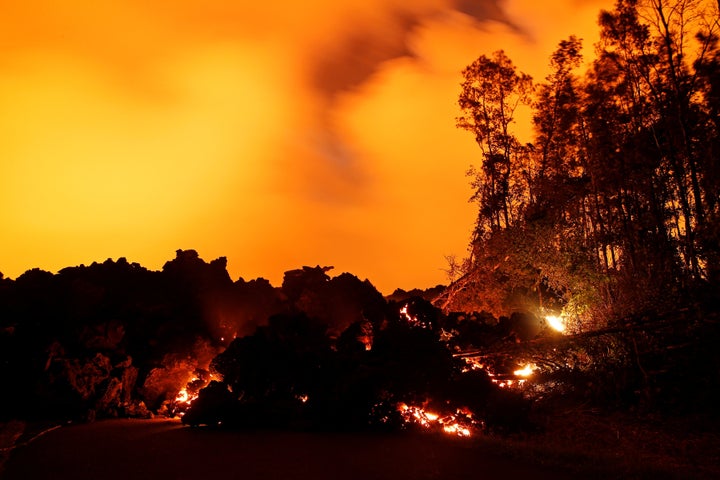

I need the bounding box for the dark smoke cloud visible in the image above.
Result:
[303,0,518,201]
[309,0,516,100]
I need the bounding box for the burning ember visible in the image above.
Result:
[397,403,475,437]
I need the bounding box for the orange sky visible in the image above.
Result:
[0,0,613,293]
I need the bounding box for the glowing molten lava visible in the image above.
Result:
[513,364,535,377]
[172,372,221,417]
[399,304,431,329]
[443,423,472,437]
[174,384,199,410]
[172,387,198,417]
[397,403,475,437]
[175,388,192,404]
[459,357,538,388]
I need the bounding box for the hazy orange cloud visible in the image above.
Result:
[0,0,614,293]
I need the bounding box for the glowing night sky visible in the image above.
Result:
[0,0,612,293]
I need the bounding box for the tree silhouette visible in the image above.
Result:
[457,50,533,235]
[448,0,720,324]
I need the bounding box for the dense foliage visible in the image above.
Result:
[446,0,720,327]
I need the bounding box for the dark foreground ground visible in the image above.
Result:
[0,418,575,480]
[3,413,719,479]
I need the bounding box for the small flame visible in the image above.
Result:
[545,315,566,332]
[359,336,373,351]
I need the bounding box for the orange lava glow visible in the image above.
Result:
[0,0,612,292]
[399,304,431,329]
[461,357,536,389]
[173,373,220,415]
[174,388,197,406]
[398,403,475,437]
[513,364,535,377]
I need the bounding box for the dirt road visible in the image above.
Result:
[1,418,574,479]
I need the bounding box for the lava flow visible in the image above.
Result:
[175,386,198,406]
[397,403,475,437]
[172,372,221,416]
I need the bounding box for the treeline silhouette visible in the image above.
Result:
[0,250,538,432]
[1,246,717,431]
[0,251,363,420]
